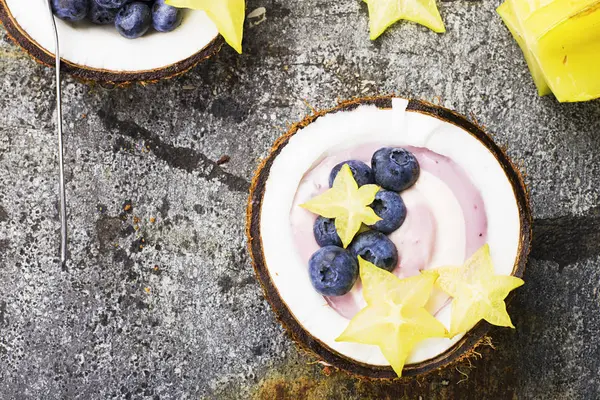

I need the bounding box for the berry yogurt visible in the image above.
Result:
[290,143,488,319]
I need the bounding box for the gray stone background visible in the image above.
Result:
[1,0,600,399]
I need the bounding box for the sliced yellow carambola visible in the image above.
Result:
[510,0,560,22]
[528,4,600,102]
[512,0,599,33]
[300,164,381,248]
[336,258,448,377]
[434,244,524,337]
[497,1,551,96]
[509,0,600,102]
[166,0,245,54]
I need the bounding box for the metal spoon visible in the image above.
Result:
[46,0,68,266]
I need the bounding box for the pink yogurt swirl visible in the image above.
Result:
[289,144,488,319]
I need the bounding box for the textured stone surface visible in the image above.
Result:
[1,0,600,399]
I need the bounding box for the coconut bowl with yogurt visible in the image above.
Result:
[247,96,531,379]
[0,0,222,83]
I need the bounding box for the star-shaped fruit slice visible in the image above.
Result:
[364,0,446,40]
[166,0,245,54]
[497,1,551,97]
[498,0,600,102]
[435,244,524,337]
[300,164,381,248]
[336,258,448,377]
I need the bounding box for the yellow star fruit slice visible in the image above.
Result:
[497,1,551,96]
[526,4,600,102]
[511,0,598,30]
[300,164,381,248]
[435,244,524,337]
[364,0,446,40]
[499,0,600,102]
[336,258,448,377]
[166,0,245,54]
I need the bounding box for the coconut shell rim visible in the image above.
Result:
[246,96,532,380]
[0,0,224,85]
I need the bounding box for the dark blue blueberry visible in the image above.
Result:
[371,147,420,192]
[329,160,375,187]
[313,216,342,247]
[309,246,359,297]
[349,231,398,272]
[51,0,89,21]
[94,0,127,9]
[369,190,406,234]
[152,0,183,33]
[115,2,152,39]
[89,2,117,24]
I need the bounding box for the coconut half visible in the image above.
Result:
[0,0,222,83]
[247,97,531,379]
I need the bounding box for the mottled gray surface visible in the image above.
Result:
[1,0,600,399]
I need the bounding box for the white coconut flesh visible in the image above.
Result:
[7,0,218,72]
[260,99,522,367]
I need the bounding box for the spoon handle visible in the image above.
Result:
[46,0,67,266]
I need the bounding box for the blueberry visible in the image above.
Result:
[313,216,342,247]
[152,0,183,33]
[51,0,89,21]
[309,246,359,296]
[89,2,117,24]
[371,147,420,191]
[329,160,375,187]
[349,231,398,272]
[115,2,152,39]
[94,0,127,9]
[369,190,406,234]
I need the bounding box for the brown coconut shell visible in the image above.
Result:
[0,0,223,85]
[246,96,532,379]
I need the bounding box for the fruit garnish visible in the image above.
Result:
[369,190,407,234]
[309,246,359,296]
[363,0,446,40]
[51,0,89,21]
[336,257,448,377]
[300,164,381,248]
[115,3,152,39]
[372,147,420,192]
[153,0,184,33]
[498,0,600,102]
[89,3,118,25]
[497,1,551,96]
[434,244,524,337]
[329,160,375,188]
[96,0,127,8]
[166,0,245,54]
[313,216,343,247]
[52,0,184,39]
[348,231,398,272]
